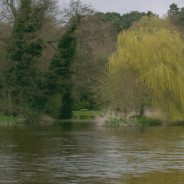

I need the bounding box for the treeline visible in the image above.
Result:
[0,0,183,122]
[0,0,154,121]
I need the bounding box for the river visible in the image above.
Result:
[0,122,184,184]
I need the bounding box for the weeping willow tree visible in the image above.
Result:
[106,16,184,121]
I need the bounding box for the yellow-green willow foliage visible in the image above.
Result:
[107,18,184,121]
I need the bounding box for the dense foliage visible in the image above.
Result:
[3,0,46,120]
[0,1,184,122]
[49,17,79,119]
[106,16,184,121]
[98,11,155,35]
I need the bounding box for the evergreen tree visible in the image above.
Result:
[168,3,179,15]
[49,16,80,119]
[4,0,47,118]
[178,8,184,26]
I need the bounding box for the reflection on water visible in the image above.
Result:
[0,122,184,183]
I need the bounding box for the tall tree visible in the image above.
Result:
[72,14,116,110]
[178,7,184,26]
[168,3,179,15]
[4,0,48,118]
[0,0,58,24]
[105,16,184,121]
[60,0,95,25]
[49,16,80,119]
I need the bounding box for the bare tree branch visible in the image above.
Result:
[5,0,17,18]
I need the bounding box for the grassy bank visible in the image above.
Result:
[0,111,101,125]
[95,111,163,127]
[0,114,22,125]
[0,111,163,126]
[73,111,102,120]
[54,111,101,123]
[58,111,163,127]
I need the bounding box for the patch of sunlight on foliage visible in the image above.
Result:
[73,111,101,119]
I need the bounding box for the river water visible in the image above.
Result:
[0,122,184,184]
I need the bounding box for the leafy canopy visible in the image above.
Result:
[108,16,184,121]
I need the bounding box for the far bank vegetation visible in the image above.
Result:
[0,1,184,125]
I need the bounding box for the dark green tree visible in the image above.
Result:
[49,16,80,119]
[4,0,47,118]
[98,11,155,35]
[167,4,184,27]
[177,7,184,26]
[99,12,123,34]
[168,3,179,15]
[121,11,150,30]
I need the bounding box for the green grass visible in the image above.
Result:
[73,111,101,119]
[135,117,162,126]
[0,114,22,124]
[56,111,164,126]
[73,111,163,126]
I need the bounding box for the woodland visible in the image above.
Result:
[0,0,183,122]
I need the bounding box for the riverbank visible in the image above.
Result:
[55,111,163,127]
[0,114,23,126]
[102,117,163,127]
[54,111,100,124]
[73,111,102,119]
[1,111,184,127]
[34,111,184,127]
